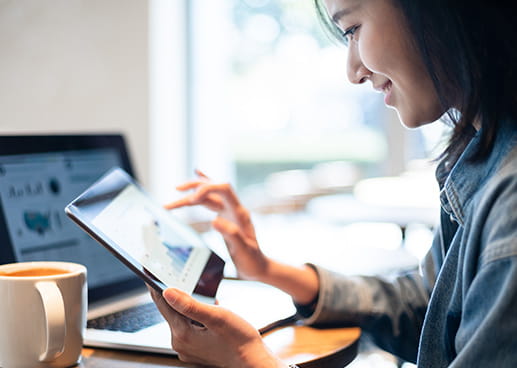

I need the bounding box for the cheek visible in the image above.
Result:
[354,20,444,125]
[355,13,409,75]
[355,30,386,74]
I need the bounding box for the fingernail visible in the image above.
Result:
[163,288,178,304]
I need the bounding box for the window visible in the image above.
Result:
[151,0,447,209]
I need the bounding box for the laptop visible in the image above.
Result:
[0,134,176,354]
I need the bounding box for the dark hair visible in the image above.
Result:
[314,0,517,161]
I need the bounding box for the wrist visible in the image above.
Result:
[242,254,274,283]
[261,262,319,305]
[251,256,278,284]
[237,341,286,368]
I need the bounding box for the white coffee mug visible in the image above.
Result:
[0,261,87,368]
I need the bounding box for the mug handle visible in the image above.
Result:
[36,281,66,362]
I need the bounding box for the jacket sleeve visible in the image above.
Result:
[298,247,436,363]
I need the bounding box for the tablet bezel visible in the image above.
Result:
[65,167,225,301]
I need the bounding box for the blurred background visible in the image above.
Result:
[0,0,449,366]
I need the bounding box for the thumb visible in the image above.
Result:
[163,288,218,326]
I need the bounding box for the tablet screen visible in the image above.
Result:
[65,167,225,301]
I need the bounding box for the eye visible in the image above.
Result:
[341,25,360,47]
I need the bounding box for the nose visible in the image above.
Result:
[346,43,371,84]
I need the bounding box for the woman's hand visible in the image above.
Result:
[150,287,286,368]
[165,171,321,305]
[165,170,269,281]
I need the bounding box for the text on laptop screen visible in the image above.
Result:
[0,149,134,289]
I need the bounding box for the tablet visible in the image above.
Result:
[65,167,225,302]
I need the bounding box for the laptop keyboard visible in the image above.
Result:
[87,302,165,333]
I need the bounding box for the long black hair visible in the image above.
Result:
[314,0,517,161]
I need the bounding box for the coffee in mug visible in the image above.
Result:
[0,261,87,368]
[0,267,71,278]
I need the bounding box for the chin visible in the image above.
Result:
[393,106,441,129]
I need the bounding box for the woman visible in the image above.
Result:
[150,0,517,366]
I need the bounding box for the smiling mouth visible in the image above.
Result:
[373,80,392,94]
[381,81,393,105]
[381,80,392,94]
[372,80,394,105]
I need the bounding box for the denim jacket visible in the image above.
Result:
[300,119,517,367]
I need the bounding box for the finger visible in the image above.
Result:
[194,183,240,208]
[194,169,210,180]
[165,193,224,212]
[166,183,239,213]
[175,169,213,191]
[147,286,194,334]
[150,287,188,326]
[175,180,206,191]
[203,193,225,211]
[164,197,195,210]
[167,183,236,210]
[162,288,220,328]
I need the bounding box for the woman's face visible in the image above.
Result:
[323,0,444,128]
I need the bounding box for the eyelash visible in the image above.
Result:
[341,25,360,47]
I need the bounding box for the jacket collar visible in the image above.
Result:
[436,119,517,226]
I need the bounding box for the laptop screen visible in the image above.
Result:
[0,135,144,302]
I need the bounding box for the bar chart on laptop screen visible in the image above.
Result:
[0,150,133,287]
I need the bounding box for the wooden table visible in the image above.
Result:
[78,280,361,367]
[79,325,360,368]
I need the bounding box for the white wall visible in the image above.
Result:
[0,0,150,184]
